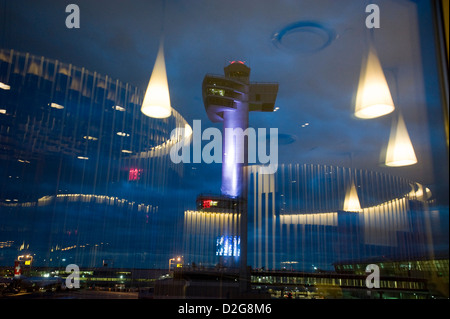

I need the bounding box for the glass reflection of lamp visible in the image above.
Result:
[354,45,395,119]
[385,113,417,167]
[343,181,362,212]
[409,183,431,201]
[141,41,172,118]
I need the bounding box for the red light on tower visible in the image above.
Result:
[202,199,218,208]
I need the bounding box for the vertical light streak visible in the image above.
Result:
[343,181,362,213]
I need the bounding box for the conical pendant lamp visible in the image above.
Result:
[343,181,362,212]
[385,113,417,167]
[355,46,395,119]
[141,41,172,118]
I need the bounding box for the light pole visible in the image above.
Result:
[169,256,183,272]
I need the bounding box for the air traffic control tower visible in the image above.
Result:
[202,61,279,198]
[201,61,279,292]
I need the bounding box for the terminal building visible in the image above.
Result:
[0,49,191,268]
[183,195,244,268]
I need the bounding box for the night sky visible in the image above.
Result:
[0,0,448,268]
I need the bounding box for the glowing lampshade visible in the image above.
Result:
[355,46,395,119]
[141,43,172,118]
[343,181,362,212]
[385,114,417,167]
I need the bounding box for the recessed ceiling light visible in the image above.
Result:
[116,132,130,137]
[0,82,10,90]
[50,103,64,109]
[83,136,98,141]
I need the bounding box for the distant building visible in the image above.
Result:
[183,195,244,268]
[184,62,279,274]
[333,254,449,298]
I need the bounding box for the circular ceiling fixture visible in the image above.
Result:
[272,20,336,54]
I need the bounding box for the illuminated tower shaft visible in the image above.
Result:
[222,93,249,198]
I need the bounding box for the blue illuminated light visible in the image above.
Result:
[216,236,240,257]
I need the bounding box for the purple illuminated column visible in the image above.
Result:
[221,100,249,198]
